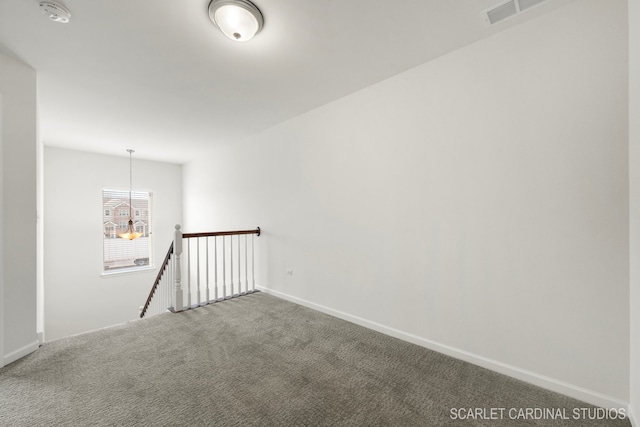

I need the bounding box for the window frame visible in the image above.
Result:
[102,187,154,276]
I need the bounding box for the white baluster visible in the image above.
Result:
[162,262,165,313]
[245,234,249,293]
[230,235,234,297]
[174,224,183,312]
[196,237,201,306]
[168,257,173,310]
[251,233,255,292]
[205,237,210,304]
[187,238,192,308]
[214,236,219,301]
[237,235,242,295]
[223,236,227,299]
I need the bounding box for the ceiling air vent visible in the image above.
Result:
[482,0,547,26]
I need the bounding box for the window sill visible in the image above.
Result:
[101,266,156,278]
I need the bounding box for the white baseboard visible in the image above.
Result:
[258,286,629,412]
[3,339,40,366]
[629,406,638,427]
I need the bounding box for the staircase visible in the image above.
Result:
[140,225,261,318]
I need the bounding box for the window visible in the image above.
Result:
[102,188,153,273]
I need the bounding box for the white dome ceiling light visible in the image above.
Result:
[208,0,264,42]
[39,1,71,24]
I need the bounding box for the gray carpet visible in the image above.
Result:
[0,292,630,426]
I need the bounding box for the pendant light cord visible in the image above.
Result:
[128,149,134,221]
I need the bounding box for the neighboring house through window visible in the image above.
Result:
[102,188,153,273]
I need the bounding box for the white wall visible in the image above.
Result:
[1,94,3,365]
[43,147,182,341]
[184,0,629,406]
[0,51,38,366]
[629,0,639,422]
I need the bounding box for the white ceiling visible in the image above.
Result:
[0,0,576,164]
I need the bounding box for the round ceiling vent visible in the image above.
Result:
[39,1,71,24]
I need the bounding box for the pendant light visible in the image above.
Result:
[118,149,143,241]
[208,0,264,42]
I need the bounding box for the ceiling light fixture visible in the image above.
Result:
[208,0,264,42]
[118,149,143,241]
[39,1,71,24]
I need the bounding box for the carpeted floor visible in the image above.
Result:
[0,292,631,426]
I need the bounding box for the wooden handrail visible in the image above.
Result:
[140,242,174,318]
[183,227,260,239]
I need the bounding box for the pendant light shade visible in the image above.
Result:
[119,219,142,241]
[208,0,263,42]
[118,149,143,241]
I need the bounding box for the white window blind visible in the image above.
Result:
[102,188,153,273]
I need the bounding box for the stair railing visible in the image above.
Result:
[139,242,174,318]
[140,224,261,318]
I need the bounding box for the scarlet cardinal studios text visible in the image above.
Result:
[449,407,626,421]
